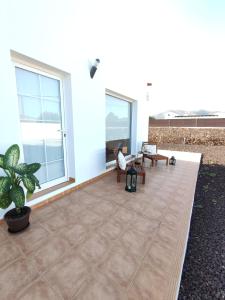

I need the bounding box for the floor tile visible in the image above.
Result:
[16,278,62,300]
[90,200,118,217]
[62,199,87,218]
[128,262,166,300]
[98,219,125,241]
[104,192,131,205]
[66,190,93,203]
[53,194,74,208]
[141,205,163,220]
[124,198,149,215]
[31,236,71,273]
[129,214,160,236]
[154,223,178,247]
[77,210,105,230]
[98,245,139,288]
[31,204,57,222]
[79,233,110,264]
[0,227,7,240]
[112,207,136,225]
[76,192,102,207]
[76,272,127,300]
[0,258,38,300]
[117,228,152,259]
[144,241,174,275]
[11,222,50,254]
[44,254,89,299]
[41,210,75,233]
[62,223,89,247]
[83,187,112,198]
[0,240,22,269]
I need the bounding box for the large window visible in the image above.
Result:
[15,66,67,190]
[106,94,131,162]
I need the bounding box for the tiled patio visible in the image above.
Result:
[0,151,201,300]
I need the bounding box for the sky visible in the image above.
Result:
[3,0,225,115]
[72,0,225,114]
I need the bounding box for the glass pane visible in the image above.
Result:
[46,138,64,162]
[42,100,61,122]
[35,164,47,185]
[15,68,40,96]
[40,75,60,98]
[47,160,65,181]
[21,122,45,141]
[106,95,131,162]
[23,141,45,164]
[106,96,131,141]
[20,96,42,120]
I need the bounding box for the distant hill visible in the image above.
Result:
[151,110,225,119]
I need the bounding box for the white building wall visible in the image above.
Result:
[0,1,149,219]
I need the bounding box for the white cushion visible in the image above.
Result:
[143,144,157,154]
[118,151,127,170]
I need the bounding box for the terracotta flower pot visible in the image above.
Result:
[4,206,31,233]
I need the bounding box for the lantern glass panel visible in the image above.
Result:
[132,175,137,188]
[125,166,137,192]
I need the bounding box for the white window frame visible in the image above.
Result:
[14,62,69,191]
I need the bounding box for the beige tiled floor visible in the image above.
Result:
[0,152,200,300]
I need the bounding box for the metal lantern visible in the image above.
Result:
[169,156,176,165]
[125,166,137,192]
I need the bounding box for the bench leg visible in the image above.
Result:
[117,172,121,183]
[142,174,145,184]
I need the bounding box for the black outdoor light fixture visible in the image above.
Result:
[169,156,176,165]
[90,58,100,78]
[125,166,137,192]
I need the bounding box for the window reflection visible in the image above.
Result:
[15,67,65,186]
[106,95,131,162]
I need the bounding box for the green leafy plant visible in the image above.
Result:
[0,144,41,213]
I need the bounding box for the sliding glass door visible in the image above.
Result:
[106,95,131,162]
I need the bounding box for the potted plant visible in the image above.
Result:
[0,144,41,233]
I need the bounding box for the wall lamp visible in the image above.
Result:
[146,82,152,101]
[90,58,100,78]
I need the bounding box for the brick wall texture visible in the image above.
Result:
[149,127,225,146]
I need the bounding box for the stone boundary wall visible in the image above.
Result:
[149,118,225,127]
[149,127,225,146]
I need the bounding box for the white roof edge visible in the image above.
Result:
[105,88,137,102]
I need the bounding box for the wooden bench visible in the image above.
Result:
[142,153,169,167]
[142,142,169,167]
[114,148,146,184]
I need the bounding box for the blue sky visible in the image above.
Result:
[178,0,225,26]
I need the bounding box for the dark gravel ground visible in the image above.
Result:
[159,144,225,300]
